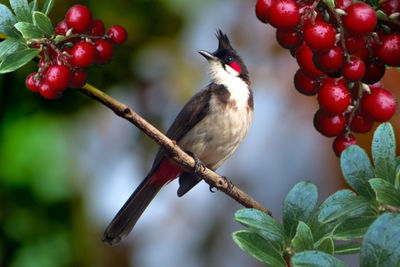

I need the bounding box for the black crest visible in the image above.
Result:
[213,29,250,83]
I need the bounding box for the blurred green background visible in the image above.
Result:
[0,0,399,267]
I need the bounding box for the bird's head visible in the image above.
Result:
[199,30,249,85]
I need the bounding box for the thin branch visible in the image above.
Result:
[79,83,272,216]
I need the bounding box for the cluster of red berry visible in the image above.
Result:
[25,5,127,99]
[256,0,398,156]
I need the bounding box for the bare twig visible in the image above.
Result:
[79,83,272,216]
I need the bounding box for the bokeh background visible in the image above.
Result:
[0,0,399,266]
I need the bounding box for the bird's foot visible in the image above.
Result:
[185,151,206,174]
[220,176,234,193]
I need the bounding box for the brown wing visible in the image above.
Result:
[149,84,224,173]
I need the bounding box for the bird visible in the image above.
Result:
[102,30,253,245]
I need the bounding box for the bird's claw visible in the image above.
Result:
[185,151,206,173]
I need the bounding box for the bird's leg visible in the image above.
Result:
[185,151,206,174]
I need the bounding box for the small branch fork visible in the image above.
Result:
[79,84,272,216]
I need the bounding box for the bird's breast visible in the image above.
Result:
[178,94,253,170]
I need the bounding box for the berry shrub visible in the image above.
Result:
[25,4,127,100]
[255,0,398,156]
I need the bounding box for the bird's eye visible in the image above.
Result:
[226,56,233,63]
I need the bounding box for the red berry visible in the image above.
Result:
[294,68,319,95]
[69,69,87,88]
[303,21,336,53]
[313,46,344,73]
[90,19,105,36]
[107,25,127,45]
[26,72,40,92]
[45,65,71,91]
[255,0,275,23]
[342,56,366,82]
[318,82,351,114]
[343,3,377,36]
[333,134,357,157]
[296,43,324,77]
[95,40,114,64]
[55,20,69,35]
[336,0,352,10]
[276,29,302,49]
[65,5,93,33]
[344,35,365,54]
[71,41,97,68]
[379,0,400,15]
[314,109,346,137]
[361,87,397,122]
[349,112,374,133]
[377,33,400,67]
[267,0,300,30]
[39,81,61,100]
[362,61,386,84]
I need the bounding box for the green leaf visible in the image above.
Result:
[233,230,286,267]
[0,38,23,61]
[341,145,375,199]
[234,209,285,249]
[10,0,32,22]
[30,0,38,12]
[32,11,53,36]
[369,178,400,206]
[291,251,349,267]
[0,4,20,38]
[14,22,43,39]
[41,0,54,15]
[332,216,377,240]
[360,213,400,267]
[283,182,318,238]
[395,166,400,189]
[322,0,335,9]
[291,221,314,252]
[372,123,396,183]
[334,242,361,255]
[315,236,334,254]
[318,195,377,224]
[0,48,39,73]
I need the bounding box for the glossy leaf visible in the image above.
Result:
[30,0,38,12]
[360,213,400,267]
[318,195,376,224]
[369,178,400,206]
[14,22,43,39]
[0,38,23,61]
[333,216,377,240]
[335,242,360,255]
[10,0,32,22]
[42,0,54,15]
[33,11,53,36]
[341,146,375,199]
[234,209,285,248]
[291,251,349,267]
[0,48,39,73]
[314,236,334,254]
[372,123,396,183]
[291,221,314,252]
[233,230,286,267]
[0,4,20,37]
[283,182,318,238]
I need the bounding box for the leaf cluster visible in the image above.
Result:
[233,123,400,266]
[0,0,54,73]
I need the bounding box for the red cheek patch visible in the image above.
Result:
[229,62,241,73]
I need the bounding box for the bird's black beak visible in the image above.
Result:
[198,50,217,61]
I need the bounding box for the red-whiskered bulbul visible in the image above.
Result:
[102,30,253,245]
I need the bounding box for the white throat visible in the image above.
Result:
[208,61,250,109]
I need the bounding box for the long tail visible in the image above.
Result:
[102,176,161,245]
[102,158,183,245]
